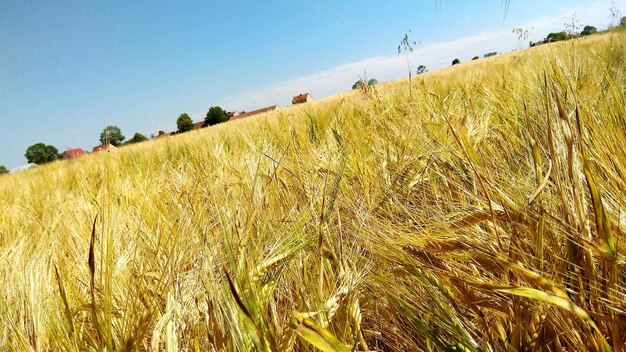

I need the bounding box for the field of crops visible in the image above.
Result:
[1,31,625,351]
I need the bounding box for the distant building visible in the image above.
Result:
[229,105,279,121]
[292,93,312,105]
[92,144,107,152]
[92,144,115,152]
[63,148,86,159]
[227,111,240,119]
[154,132,174,140]
[153,120,205,137]
[191,121,206,130]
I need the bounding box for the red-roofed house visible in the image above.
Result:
[292,93,312,105]
[92,144,111,152]
[63,148,86,159]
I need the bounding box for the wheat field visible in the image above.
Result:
[0,31,625,351]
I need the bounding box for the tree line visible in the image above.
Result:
[531,16,626,47]
[176,106,229,133]
[1,105,231,171]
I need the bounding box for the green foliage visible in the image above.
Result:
[352,79,378,90]
[452,58,461,65]
[24,143,59,164]
[177,113,194,133]
[158,130,165,136]
[99,126,125,146]
[0,165,8,174]
[416,65,426,74]
[205,106,228,126]
[126,133,148,144]
[545,31,569,42]
[580,25,597,36]
[352,80,365,90]
[621,16,626,27]
[472,56,480,60]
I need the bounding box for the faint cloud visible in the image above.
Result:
[217,29,514,111]
[464,16,470,20]
[216,1,612,112]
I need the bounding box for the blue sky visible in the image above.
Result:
[0,0,622,169]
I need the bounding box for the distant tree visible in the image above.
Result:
[620,16,626,27]
[353,78,378,89]
[416,65,426,74]
[472,56,480,60]
[126,133,148,144]
[158,130,165,136]
[352,79,365,90]
[100,125,125,146]
[177,113,194,133]
[452,58,461,65]
[205,106,228,126]
[580,25,597,36]
[0,165,8,174]
[25,143,59,164]
[545,31,569,42]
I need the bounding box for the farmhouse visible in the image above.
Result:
[92,144,116,152]
[63,148,86,159]
[292,93,312,105]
